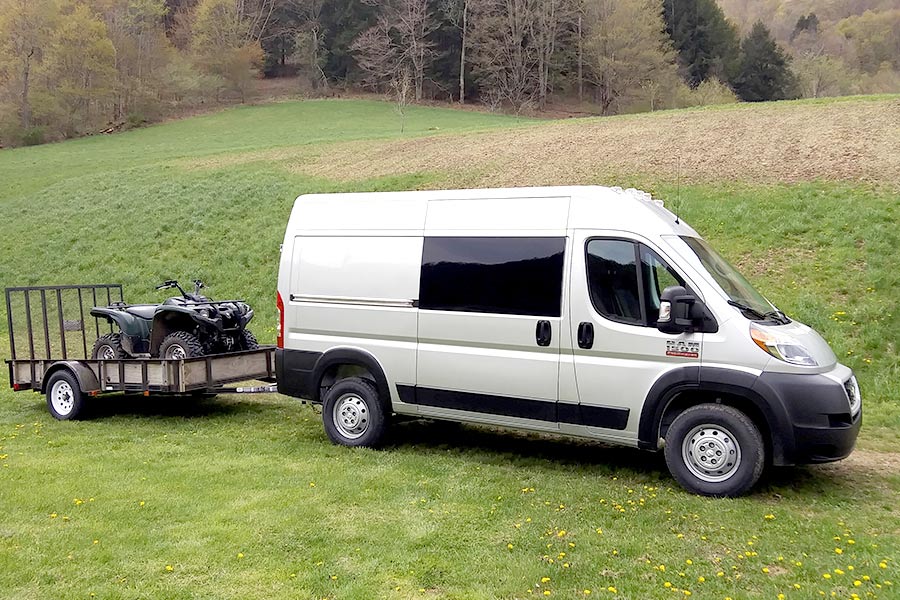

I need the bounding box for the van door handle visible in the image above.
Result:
[577,322,594,349]
[536,320,552,347]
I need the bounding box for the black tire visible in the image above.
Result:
[322,377,388,448]
[159,331,204,359]
[238,329,259,351]
[45,370,85,420]
[91,333,128,360]
[664,403,765,497]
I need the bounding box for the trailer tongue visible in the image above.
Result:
[4,284,275,420]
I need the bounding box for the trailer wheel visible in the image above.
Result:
[664,403,765,497]
[322,377,388,448]
[91,333,128,360]
[159,331,204,359]
[46,371,85,421]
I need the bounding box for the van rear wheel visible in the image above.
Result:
[664,403,765,497]
[322,377,388,448]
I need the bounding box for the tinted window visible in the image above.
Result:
[586,239,643,324]
[420,237,565,316]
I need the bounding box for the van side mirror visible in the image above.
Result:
[656,286,718,334]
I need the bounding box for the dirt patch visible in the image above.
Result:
[244,97,900,187]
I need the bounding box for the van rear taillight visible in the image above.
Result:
[276,291,285,348]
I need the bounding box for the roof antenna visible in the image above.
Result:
[674,156,681,224]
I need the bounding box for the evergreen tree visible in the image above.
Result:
[734,21,796,102]
[662,0,740,87]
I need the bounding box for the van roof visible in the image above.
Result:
[289,185,700,238]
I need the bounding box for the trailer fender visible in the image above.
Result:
[42,362,102,395]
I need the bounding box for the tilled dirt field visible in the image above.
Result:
[242,97,898,187]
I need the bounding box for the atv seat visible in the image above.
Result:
[125,305,157,320]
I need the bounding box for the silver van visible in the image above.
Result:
[275,186,860,496]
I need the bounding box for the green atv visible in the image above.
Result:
[89,280,257,359]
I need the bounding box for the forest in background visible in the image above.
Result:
[1,0,897,147]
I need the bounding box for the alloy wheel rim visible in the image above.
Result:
[166,345,187,360]
[681,423,741,483]
[98,345,116,360]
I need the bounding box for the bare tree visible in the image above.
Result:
[441,0,469,103]
[353,0,436,102]
[468,0,540,112]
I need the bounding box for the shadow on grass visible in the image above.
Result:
[387,418,670,481]
[78,393,275,420]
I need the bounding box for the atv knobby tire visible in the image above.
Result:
[159,331,204,359]
[91,333,128,360]
[238,329,259,351]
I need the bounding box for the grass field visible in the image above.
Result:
[1,96,898,599]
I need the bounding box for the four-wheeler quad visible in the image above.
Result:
[90,280,257,359]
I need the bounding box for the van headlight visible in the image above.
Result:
[749,323,818,367]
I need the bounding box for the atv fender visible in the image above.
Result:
[149,306,218,356]
[90,307,152,340]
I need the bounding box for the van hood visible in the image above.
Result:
[757,319,838,373]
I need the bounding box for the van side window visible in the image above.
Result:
[586,240,687,327]
[420,237,565,316]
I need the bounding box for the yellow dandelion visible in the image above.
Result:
[879,562,888,569]
[853,580,861,587]
[716,572,724,577]
[683,591,691,597]
[686,559,693,565]
[584,590,591,595]
[794,584,801,589]
[508,544,514,550]
[835,548,843,555]
[697,576,705,583]
[762,568,770,574]
[330,575,337,580]
[835,569,844,575]
[778,595,785,600]
[543,591,551,597]
[165,565,174,572]
[607,586,617,593]
[237,553,244,559]
[541,577,551,583]
[664,582,672,588]
[557,530,566,537]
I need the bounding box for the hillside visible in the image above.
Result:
[0,97,898,600]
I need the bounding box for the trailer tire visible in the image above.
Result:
[46,370,85,421]
[91,333,128,360]
[322,377,388,448]
[664,403,765,498]
[159,331,204,359]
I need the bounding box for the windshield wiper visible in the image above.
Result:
[763,309,791,324]
[727,299,768,320]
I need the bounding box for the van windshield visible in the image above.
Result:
[679,236,774,317]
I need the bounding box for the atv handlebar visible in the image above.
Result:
[155,280,178,290]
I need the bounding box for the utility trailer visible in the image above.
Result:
[4,284,276,420]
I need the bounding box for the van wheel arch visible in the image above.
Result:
[658,390,774,467]
[311,348,392,412]
[639,367,790,465]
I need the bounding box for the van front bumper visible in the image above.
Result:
[755,370,861,465]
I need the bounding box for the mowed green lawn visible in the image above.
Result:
[0,98,898,600]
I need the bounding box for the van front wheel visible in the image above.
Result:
[322,377,388,448]
[664,403,765,497]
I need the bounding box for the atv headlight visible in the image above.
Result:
[750,323,818,366]
[198,308,210,318]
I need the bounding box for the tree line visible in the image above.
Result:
[1,0,897,146]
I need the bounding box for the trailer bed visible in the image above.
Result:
[7,347,275,395]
